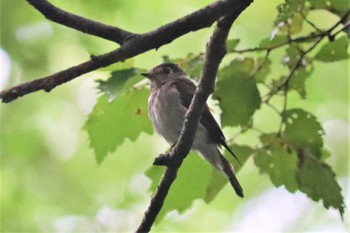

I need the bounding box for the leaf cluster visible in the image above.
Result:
[84,0,348,219]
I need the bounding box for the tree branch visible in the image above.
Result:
[26,0,134,44]
[1,0,251,103]
[262,9,350,103]
[135,2,253,232]
[232,9,350,54]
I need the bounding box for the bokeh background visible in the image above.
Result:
[1,0,349,232]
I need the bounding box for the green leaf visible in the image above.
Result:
[227,38,240,53]
[255,57,272,83]
[308,0,328,8]
[308,0,349,16]
[98,58,136,73]
[315,36,349,62]
[162,55,172,63]
[275,0,304,25]
[289,13,304,34]
[163,53,204,79]
[83,88,153,163]
[283,45,301,69]
[182,54,204,79]
[276,9,305,34]
[254,134,299,192]
[223,57,256,74]
[145,165,164,193]
[288,67,313,98]
[205,144,254,202]
[227,144,253,169]
[204,169,227,203]
[283,109,324,158]
[296,150,345,217]
[146,153,214,221]
[329,0,350,14]
[96,69,144,102]
[214,59,261,127]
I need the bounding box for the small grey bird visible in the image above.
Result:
[141,63,243,198]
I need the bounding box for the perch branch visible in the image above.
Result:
[1,0,250,103]
[136,2,253,232]
[27,0,133,44]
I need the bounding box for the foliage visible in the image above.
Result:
[84,87,153,163]
[1,0,349,231]
[83,0,348,219]
[315,35,349,62]
[254,134,299,193]
[146,152,216,221]
[213,58,261,127]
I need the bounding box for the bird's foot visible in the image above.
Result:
[153,153,171,166]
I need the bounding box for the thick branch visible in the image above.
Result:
[136,2,253,232]
[1,0,250,103]
[27,0,133,44]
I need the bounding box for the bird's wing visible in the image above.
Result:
[201,106,240,163]
[170,76,196,108]
[171,77,240,163]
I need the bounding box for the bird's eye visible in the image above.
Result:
[163,67,172,75]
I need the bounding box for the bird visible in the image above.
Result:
[141,63,243,198]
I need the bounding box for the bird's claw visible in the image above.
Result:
[153,153,171,166]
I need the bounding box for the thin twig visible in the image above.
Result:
[262,9,350,103]
[300,10,323,33]
[265,102,282,116]
[326,9,350,34]
[232,9,350,55]
[331,19,350,37]
[231,33,319,53]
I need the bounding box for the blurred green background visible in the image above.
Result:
[0,0,348,232]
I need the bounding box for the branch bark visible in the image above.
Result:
[135,2,253,232]
[1,0,249,103]
[27,0,134,44]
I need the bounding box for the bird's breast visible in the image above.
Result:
[148,85,186,144]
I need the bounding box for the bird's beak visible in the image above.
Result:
[141,72,150,78]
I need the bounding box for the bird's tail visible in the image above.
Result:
[198,147,244,198]
[219,154,244,198]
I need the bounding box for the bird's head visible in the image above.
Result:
[141,63,185,88]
